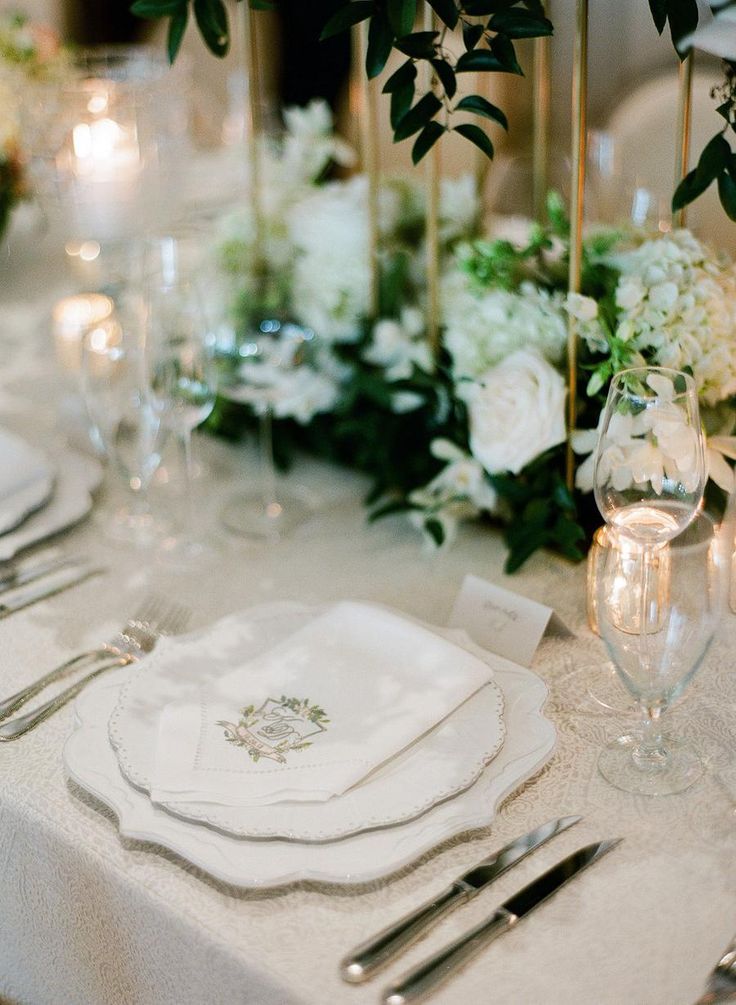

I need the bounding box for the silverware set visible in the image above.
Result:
[0,547,105,618]
[341,816,622,1004]
[0,593,190,740]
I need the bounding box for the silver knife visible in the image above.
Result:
[0,551,81,596]
[340,815,582,984]
[0,563,104,619]
[382,839,623,1005]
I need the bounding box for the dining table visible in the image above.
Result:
[1,221,735,1005]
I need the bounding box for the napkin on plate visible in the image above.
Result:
[0,428,54,534]
[150,601,496,807]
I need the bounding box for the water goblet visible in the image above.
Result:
[592,365,712,794]
[146,253,218,566]
[81,294,163,547]
[595,512,726,794]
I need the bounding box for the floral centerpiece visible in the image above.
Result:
[206,106,736,570]
[130,0,736,569]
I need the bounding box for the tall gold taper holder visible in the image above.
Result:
[238,5,266,292]
[354,22,381,319]
[566,0,588,491]
[674,51,694,228]
[532,13,552,222]
[424,7,441,355]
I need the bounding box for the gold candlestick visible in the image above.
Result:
[674,51,694,229]
[532,13,552,222]
[355,21,381,319]
[424,6,441,356]
[566,0,588,492]
[238,4,266,298]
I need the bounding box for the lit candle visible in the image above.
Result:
[52,293,114,372]
[57,83,144,242]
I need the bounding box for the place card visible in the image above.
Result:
[448,574,573,667]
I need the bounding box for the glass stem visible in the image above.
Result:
[638,543,654,680]
[633,702,667,772]
[259,405,278,513]
[179,429,195,536]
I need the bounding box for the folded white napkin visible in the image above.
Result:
[0,428,54,534]
[150,601,495,807]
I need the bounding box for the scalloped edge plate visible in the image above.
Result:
[64,657,555,888]
[0,450,102,561]
[108,603,506,841]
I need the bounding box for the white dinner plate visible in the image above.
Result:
[109,603,507,841]
[0,428,54,535]
[64,656,555,888]
[0,450,102,561]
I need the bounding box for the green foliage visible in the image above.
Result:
[131,0,552,165]
[491,448,586,573]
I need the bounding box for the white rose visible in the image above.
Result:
[461,350,567,475]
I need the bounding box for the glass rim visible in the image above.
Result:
[609,366,697,401]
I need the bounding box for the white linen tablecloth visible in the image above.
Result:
[1,239,735,1005]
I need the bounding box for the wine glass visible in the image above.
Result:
[81,293,163,546]
[146,246,218,566]
[592,365,711,794]
[220,317,314,541]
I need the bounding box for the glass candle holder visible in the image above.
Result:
[52,292,115,373]
[587,525,671,636]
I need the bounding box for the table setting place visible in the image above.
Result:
[5,5,736,1002]
[1,321,735,1005]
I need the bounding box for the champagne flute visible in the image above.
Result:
[146,255,217,567]
[592,365,711,794]
[81,293,163,546]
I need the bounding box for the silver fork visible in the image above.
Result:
[695,936,736,1003]
[0,594,170,722]
[0,597,190,741]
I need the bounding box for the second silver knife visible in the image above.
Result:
[340,814,582,983]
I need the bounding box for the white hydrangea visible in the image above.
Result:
[441,272,568,380]
[288,175,372,342]
[607,230,736,406]
[363,307,433,380]
[439,175,480,244]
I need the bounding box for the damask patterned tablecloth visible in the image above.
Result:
[1,255,735,1005]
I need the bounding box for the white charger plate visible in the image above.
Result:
[109,603,507,841]
[64,656,555,888]
[0,450,102,561]
[0,428,54,536]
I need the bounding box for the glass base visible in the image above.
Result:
[156,533,220,569]
[99,506,166,549]
[554,658,637,717]
[598,733,703,796]
[221,490,313,541]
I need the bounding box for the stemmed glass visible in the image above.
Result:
[81,293,163,546]
[145,244,218,566]
[220,318,314,541]
[592,365,713,794]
